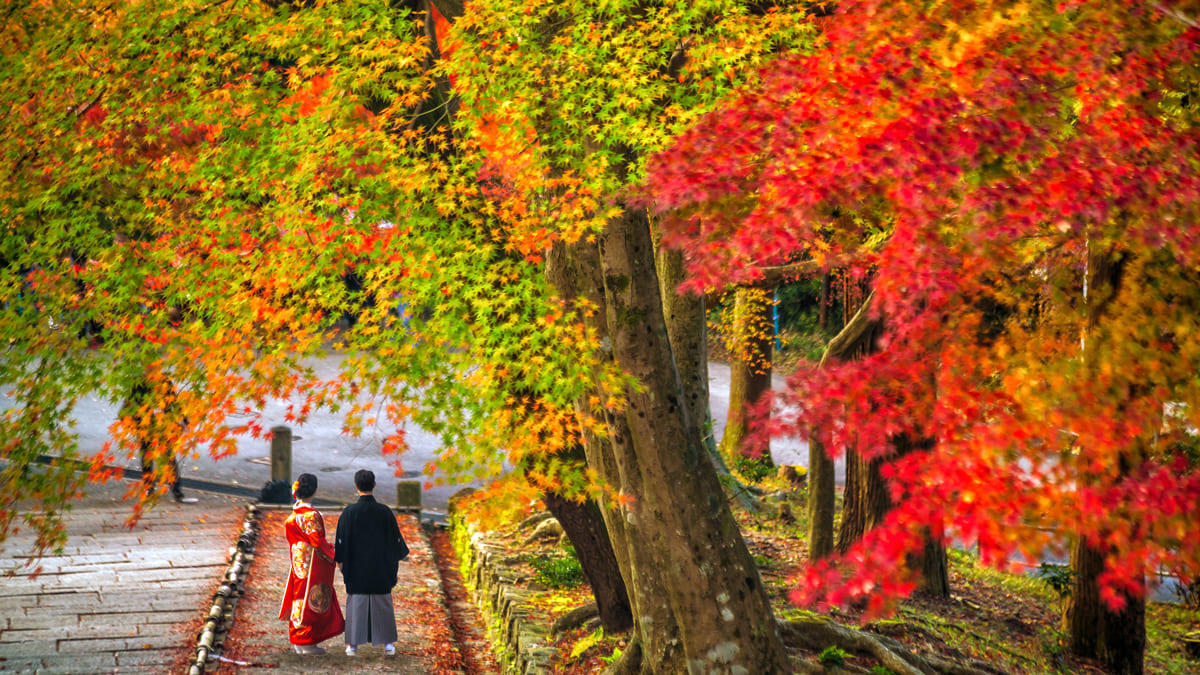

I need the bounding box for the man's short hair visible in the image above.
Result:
[354,469,376,493]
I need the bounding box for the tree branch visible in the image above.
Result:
[819,290,879,366]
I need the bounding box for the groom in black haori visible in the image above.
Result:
[334,469,409,657]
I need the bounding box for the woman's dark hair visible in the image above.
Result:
[293,473,318,500]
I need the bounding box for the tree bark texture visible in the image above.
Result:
[652,231,726,473]
[806,436,836,560]
[540,444,633,633]
[548,238,684,674]
[598,205,789,673]
[718,288,774,469]
[654,237,763,511]
[836,449,890,553]
[808,293,881,560]
[1066,540,1146,675]
[837,433,949,597]
[548,205,790,673]
[912,527,950,598]
[815,295,948,594]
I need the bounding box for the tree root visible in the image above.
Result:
[551,602,600,635]
[778,616,1003,675]
[604,634,643,675]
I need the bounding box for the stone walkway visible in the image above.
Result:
[217,508,469,674]
[0,480,489,674]
[0,482,246,674]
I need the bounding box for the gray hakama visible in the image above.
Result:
[344,594,398,646]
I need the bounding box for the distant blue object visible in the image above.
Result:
[773,289,781,351]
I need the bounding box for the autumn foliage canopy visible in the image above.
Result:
[646,0,1200,612]
[3,0,1199,630]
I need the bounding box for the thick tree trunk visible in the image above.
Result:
[837,434,948,596]
[1065,540,1104,658]
[653,234,725,473]
[809,293,881,559]
[536,440,631,633]
[601,205,789,672]
[912,528,950,598]
[551,205,789,673]
[654,224,761,511]
[718,288,774,471]
[548,238,685,674]
[836,450,890,552]
[817,293,949,596]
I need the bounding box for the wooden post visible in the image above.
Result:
[396,480,421,514]
[270,426,292,484]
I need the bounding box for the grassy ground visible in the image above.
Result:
[484,478,1199,674]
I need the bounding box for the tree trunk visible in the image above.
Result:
[718,288,774,472]
[836,449,890,552]
[534,439,632,635]
[911,527,950,598]
[808,293,881,559]
[807,436,835,560]
[1064,245,1145,674]
[549,206,790,673]
[547,237,686,673]
[817,292,949,596]
[1066,540,1145,675]
[652,229,727,475]
[818,271,831,331]
[542,484,633,633]
[655,237,762,512]
[599,204,789,672]
[837,433,948,596]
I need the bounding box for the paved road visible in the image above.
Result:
[3,357,820,521]
[0,481,247,674]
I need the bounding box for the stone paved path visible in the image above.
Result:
[218,508,470,674]
[0,482,246,674]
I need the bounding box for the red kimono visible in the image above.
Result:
[278,504,345,646]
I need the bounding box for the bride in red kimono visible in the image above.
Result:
[278,473,345,654]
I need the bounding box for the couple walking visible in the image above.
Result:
[279,469,410,656]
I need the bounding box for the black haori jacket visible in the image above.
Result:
[334,494,409,595]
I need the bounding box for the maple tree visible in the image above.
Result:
[2,0,835,671]
[646,0,1200,672]
[1,0,517,548]
[444,2,830,670]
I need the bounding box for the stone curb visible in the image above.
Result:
[188,504,263,675]
[452,518,556,675]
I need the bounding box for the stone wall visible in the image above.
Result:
[451,516,557,675]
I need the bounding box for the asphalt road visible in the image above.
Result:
[3,355,817,518]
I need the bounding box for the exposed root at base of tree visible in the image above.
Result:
[603,634,643,675]
[550,602,600,636]
[778,617,1003,675]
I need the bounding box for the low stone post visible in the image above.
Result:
[396,480,421,515]
[270,426,292,484]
